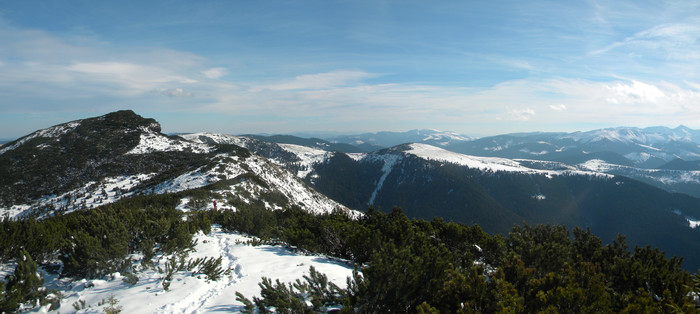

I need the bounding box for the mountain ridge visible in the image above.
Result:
[0,111,350,219]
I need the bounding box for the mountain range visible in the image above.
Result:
[249,126,700,199]
[3,111,700,311]
[187,132,700,271]
[3,112,700,269]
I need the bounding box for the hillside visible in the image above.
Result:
[195,132,700,271]
[0,111,349,219]
[325,129,474,150]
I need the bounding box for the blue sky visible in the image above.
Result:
[2,0,700,139]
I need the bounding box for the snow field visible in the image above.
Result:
[39,226,354,313]
[277,143,331,178]
[405,143,612,179]
[180,132,249,147]
[127,132,213,155]
[4,173,157,219]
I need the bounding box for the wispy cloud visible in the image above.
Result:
[68,62,197,93]
[202,67,227,79]
[549,104,567,111]
[154,88,193,97]
[501,108,536,121]
[591,21,700,57]
[259,71,378,91]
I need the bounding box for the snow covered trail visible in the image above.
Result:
[41,226,355,313]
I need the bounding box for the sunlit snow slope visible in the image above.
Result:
[35,226,354,313]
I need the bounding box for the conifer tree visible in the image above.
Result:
[0,249,44,312]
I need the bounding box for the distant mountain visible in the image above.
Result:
[657,158,700,171]
[0,111,348,218]
[242,134,371,153]
[326,129,473,150]
[446,126,700,168]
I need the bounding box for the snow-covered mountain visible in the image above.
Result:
[0,112,362,313]
[447,126,700,169]
[326,129,474,150]
[0,111,349,219]
[182,132,700,232]
[198,135,700,270]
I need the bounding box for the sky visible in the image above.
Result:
[2,0,700,139]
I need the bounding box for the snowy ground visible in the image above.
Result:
[277,143,331,178]
[5,173,157,219]
[32,226,355,313]
[127,132,213,155]
[405,143,612,178]
[0,121,80,155]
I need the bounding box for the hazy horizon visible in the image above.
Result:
[0,109,697,143]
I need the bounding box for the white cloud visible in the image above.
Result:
[503,107,536,121]
[154,88,193,97]
[0,22,210,110]
[260,70,377,91]
[606,80,664,104]
[68,62,197,91]
[549,104,567,111]
[203,67,227,79]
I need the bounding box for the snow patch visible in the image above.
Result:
[689,218,700,229]
[0,121,80,155]
[127,132,212,154]
[368,155,400,205]
[636,143,662,151]
[404,143,612,179]
[181,132,249,147]
[532,194,546,201]
[44,226,354,313]
[406,143,527,172]
[578,159,612,172]
[3,173,157,218]
[672,209,700,229]
[346,153,366,161]
[278,143,331,178]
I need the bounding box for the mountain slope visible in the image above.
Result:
[326,129,473,149]
[222,137,700,270]
[0,112,348,218]
[243,134,370,153]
